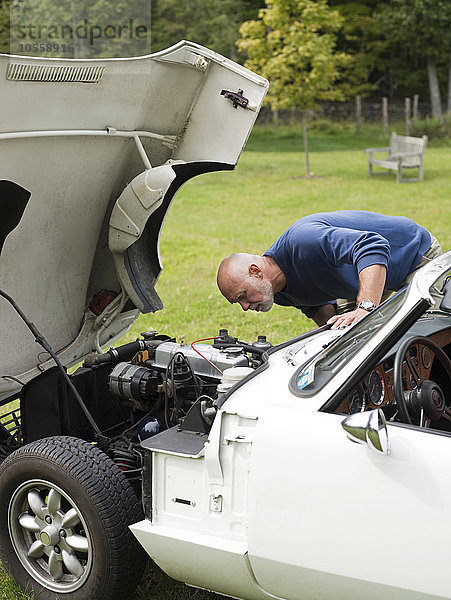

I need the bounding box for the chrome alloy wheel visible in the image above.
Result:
[8,479,92,593]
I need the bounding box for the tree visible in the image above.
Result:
[150,0,264,60]
[328,1,389,99]
[0,0,10,53]
[238,0,348,176]
[378,0,451,119]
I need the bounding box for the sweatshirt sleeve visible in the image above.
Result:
[319,226,391,273]
[300,301,337,320]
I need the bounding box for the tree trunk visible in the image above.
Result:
[447,53,451,114]
[427,56,443,119]
[302,112,312,177]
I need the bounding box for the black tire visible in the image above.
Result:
[0,436,147,600]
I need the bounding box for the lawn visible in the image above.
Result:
[1,122,450,600]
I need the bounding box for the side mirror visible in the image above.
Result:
[341,409,390,455]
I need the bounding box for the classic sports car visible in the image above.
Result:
[130,253,451,600]
[0,41,451,600]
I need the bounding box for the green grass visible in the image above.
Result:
[1,122,451,600]
[0,563,33,600]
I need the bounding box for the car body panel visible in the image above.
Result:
[0,41,268,398]
[248,408,451,600]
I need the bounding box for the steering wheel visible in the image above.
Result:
[393,336,451,427]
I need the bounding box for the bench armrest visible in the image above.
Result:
[365,146,390,155]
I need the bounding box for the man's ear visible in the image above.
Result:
[249,263,262,278]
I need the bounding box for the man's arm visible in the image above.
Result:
[313,303,337,326]
[327,264,387,329]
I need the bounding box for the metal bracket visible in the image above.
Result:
[220,88,249,109]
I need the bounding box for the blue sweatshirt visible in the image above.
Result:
[264,210,431,319]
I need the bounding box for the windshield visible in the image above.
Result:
[317,289,407,372]
[292,288,409,396]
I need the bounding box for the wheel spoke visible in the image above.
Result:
[46,488,61,516]
[48,550,64,580]
[27,490,45,519]
[62,549,84,578]
[405,355,422,388]
[61,508,80,529]
[66,534,89,553]
[18,512,41,533]
[28,540,45,559]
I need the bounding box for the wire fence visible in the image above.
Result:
[257,98,432,128]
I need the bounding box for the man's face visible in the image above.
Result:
[229,276,274,312]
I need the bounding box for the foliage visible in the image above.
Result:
[150,0,263,59]
[0,0,10,53]
[1,0,449,106]
[309,117,355,135]
[329,1,387,99]
[238,0,349,111]
[410,115,451,142]
[378,0,451,61]
[376,0,451,101]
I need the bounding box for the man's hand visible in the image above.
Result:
[327,307,369,329]
[327,264,387,329]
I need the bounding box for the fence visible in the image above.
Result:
[258,98,431,128]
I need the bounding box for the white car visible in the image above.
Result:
[130,253,451,600]
[1,42,451,600]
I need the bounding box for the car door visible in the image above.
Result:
[247,404,451,600]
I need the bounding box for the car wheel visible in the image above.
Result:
[0,436,147,600]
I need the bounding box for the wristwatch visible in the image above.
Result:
[358,300,377,312]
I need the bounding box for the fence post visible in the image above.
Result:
[382,97,388,135]
[413,94,419,121]
[355,95,361,133]
[404,97,411,135]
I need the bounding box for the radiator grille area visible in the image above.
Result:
[6,62,105,83]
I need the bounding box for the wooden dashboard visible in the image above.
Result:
[338,329,451,415]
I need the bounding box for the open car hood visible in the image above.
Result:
[0,41,268,395]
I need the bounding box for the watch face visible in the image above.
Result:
[359,300,376,312]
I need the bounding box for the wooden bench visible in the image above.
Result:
[365,132,428,183]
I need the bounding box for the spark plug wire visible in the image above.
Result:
[190,337,224,376]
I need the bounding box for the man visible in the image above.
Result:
[217,210,442,329]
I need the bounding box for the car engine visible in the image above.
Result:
[16,328,271,488]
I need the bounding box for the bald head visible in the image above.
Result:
[217,253,261,286]
[217,253,281,312]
